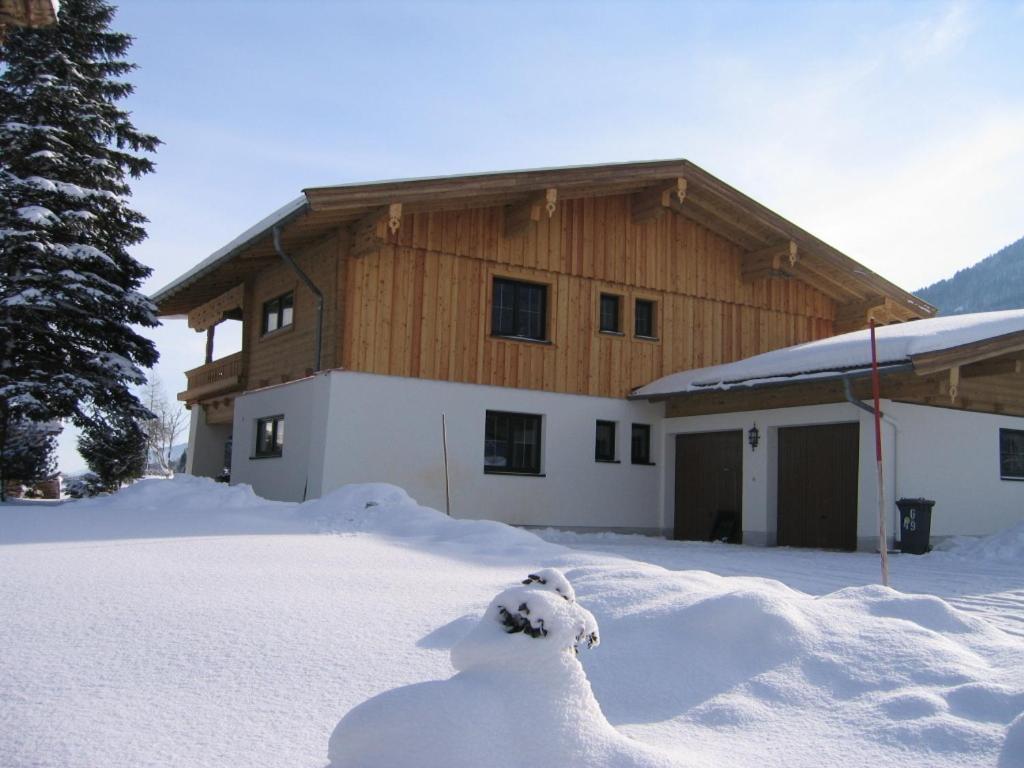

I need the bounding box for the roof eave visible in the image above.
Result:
[148,196,309,309]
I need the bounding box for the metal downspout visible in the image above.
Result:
[843,376,902,544]
[272,224,323,372]
[842,376,880,417]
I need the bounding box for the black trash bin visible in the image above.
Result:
[897,498,935,555]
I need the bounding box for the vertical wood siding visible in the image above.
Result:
[334,193,835,398]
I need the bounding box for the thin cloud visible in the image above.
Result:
[900,1,973,67]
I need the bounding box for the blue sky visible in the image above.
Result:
[56,0,1024,471]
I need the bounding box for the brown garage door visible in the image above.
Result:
[674,431,743,542]
[777,422,859,550]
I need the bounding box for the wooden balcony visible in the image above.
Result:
[178,352,245,403]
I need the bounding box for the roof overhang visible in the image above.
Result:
[641,320,1024,418]
[150,158,936,320]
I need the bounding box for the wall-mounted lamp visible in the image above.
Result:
[748,424,760,452]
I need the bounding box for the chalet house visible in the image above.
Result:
[152,160,1023,549]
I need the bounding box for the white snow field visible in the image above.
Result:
[1,478,1022,768]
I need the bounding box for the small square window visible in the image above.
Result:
[1000,428,1024,480]
[595,420,617,462]
[492,278,547,341]
[262,292,294,335]
[635,299,656,339]
[599,294,621,333]
[484,410,542,474]
[255,415,284,458]
[631,423,652,465]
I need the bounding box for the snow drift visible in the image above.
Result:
[327,569,684,768]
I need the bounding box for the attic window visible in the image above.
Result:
[1000,429,1024,480]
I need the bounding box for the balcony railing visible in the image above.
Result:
[178,352,245,403]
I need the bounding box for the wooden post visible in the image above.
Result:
[205,325,215,364]
[441,413,452,517]
[870,320,890,587]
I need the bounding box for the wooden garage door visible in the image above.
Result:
[777,423,859,550]
[674,431,742,542]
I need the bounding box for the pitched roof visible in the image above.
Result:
[633,309,1024,400]
[151,158,935,319]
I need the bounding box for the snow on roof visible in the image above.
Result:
[634,309,1024,399]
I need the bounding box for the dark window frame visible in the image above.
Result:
[254,415,285,458]
[599,293,622,334]
[491,277,548,342]
[595,420,618,463]
[1000,428,1024,480]
[631,423,654,465]
[484,410,543,475]
[261,291,294,335]
[634,298,657,339]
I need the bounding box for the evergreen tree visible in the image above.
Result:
[0,0,160,446]
[0,418,60,500]
[78,412,146,490]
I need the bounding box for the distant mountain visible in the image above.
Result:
[917,236,1024,315]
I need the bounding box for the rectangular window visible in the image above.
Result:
[1000,428,1024,480]
[261,292,294,335]
[595,420,617,462]
[631,423,652,464]
[599,294,621,333]
[635,299,656,338]
[484,410,542,474]
[492,278,547,341]
[255,415,284,458]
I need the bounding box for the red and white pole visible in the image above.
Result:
[870,320,890,587]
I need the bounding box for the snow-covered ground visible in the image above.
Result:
[1,478,1022,768]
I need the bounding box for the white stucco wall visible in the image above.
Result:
[662,402,892,549]
[230,374,331,502]
[321,371,666,531]
[230,369,666,531]
[887,402,1024,538]
[185,406,232,479]
[663,399,1024,548]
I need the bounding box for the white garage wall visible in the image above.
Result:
[888,402,1024,538]
[317,371,666,531]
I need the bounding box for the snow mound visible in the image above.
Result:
[560,561,1024,766]
[0,475,294,544]
[938,520,1024,563]
[303,482,558,559]
[327,570,683,768]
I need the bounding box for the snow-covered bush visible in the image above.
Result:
[63,472,106,499]
[327,569,679,768]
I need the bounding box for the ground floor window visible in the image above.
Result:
[255,415,284,458]
[1000,428,1024,480]
[631,423,652,464]
[595,420,617,462]
[484,410,542,474]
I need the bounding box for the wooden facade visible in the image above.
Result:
[157,161,934,408]
[338,196,834,399]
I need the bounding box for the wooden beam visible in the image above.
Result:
[961,356,1024,379]
[350,203,402,258]
[912,330,1024,376]
[631,178,686,224]
[835,295,887,333]
[741,240,798,282]
[503,188,557,238]
[186,283,245,331]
